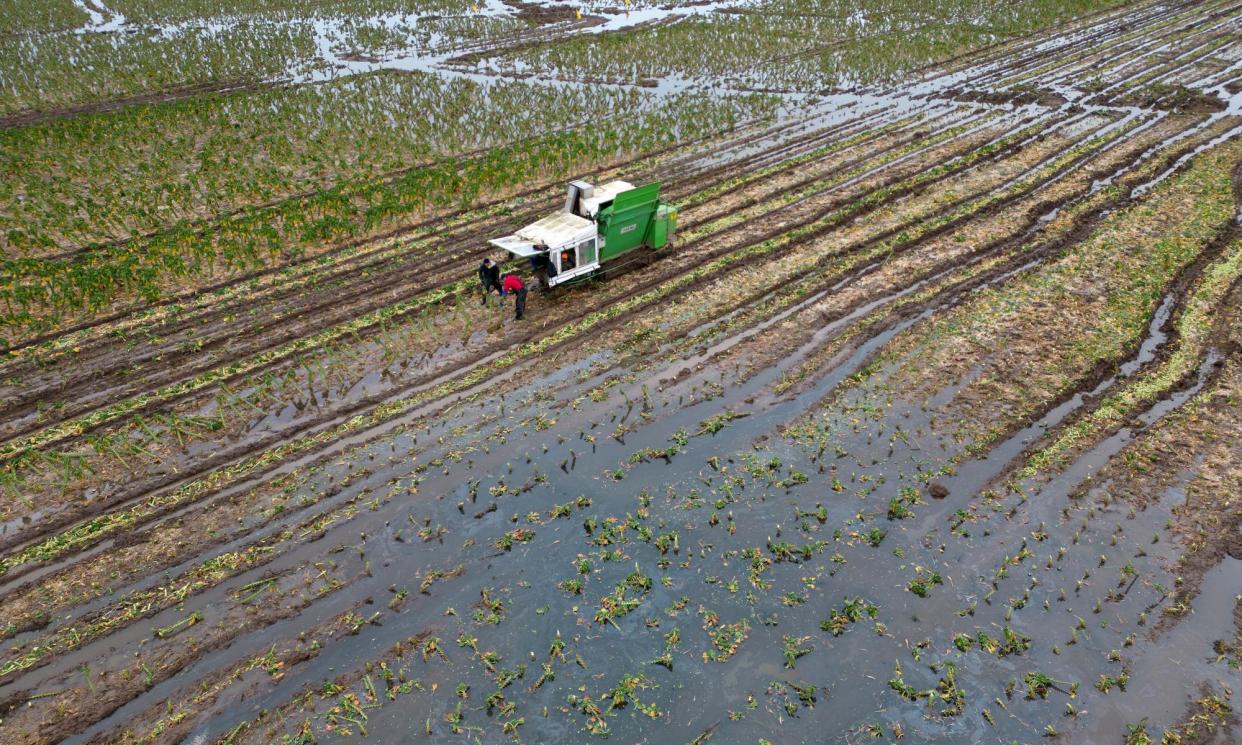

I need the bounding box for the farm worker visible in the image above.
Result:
[502,273,527,320]
[478,257,501,305]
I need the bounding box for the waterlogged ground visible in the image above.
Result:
[2,0,1242,744]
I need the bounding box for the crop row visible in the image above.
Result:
[107,0,482,25]
[1012,235,1242,481]
[0,0,539,114]
[0,20,323,115]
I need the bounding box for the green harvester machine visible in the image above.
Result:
[489,180,677,287]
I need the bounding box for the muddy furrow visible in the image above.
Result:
[646,119,1189,406]
[941,0,1187,90]
[1083,19,1242,107]
[979,171,1242,496]
[906,0,1190,107]
[984,5,1226,109]
[619,112,1208,425]
[850,150,1242,500]
[620,113,1153,378]
[784,118,1241,442]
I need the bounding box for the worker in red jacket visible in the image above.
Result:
[501,273,527,320]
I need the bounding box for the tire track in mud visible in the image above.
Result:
[973,165,1242,497]
[779,102,1242,423]
[607,111,1153,384]
[635,116,1185,403]
[823,138,1242,504]
[1081,15,1242,109]
[953,0,1189,85]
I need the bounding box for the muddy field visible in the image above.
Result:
[2,0,1241,743]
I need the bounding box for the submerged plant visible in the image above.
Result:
[782,635,813,668]
[821,596,879,636]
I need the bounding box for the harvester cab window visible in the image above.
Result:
[559,248,576,272]
[578,238,596,266]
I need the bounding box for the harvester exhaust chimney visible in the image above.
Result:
[565,180,594,216]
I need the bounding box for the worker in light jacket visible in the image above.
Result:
[502,273,527,320]
[478,257,502,305]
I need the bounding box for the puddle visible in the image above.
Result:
[71,0,128,34]
[1080,556,1242,740]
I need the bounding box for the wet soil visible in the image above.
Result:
[5,2,1242,743]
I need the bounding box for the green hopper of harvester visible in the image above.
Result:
[488,179,677,287]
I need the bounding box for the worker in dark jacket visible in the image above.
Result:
[501,273,527,320]
[478,258,501,305]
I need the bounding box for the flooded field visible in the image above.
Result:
[1,0,1240,743]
